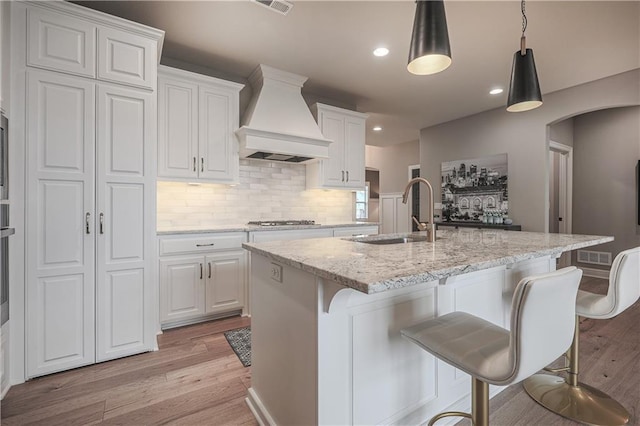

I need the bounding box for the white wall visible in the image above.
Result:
[157,159,353,230]
[572,106,640,268]
[550,118,574,147]
[419,69,640,232]
[366,140,420,193]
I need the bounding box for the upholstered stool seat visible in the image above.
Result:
[402,267,583,426]
[524,246,640,426]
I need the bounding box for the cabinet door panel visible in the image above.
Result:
[97,269,145,361]
[38,181,86,268]
[98,85,148,177]
[199,87,238,182]
[205,252,245,314]
[158,77,198,179]
[160,257,205,323]
[319,111,345,187]
[96,84,153,360]
[104,183,144,262]
[344,117,365,189]
[27,8,96,77]
[26,71,95,378]
[97,27,156,89]
[28,274,95,377]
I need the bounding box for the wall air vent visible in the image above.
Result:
[253,0,293,16]
[577,250,612,266]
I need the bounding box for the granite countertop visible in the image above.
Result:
[157,222,378,235]
[242,229,613,294]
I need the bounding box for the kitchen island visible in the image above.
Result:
[242,229,612,425]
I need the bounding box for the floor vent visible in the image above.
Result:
[252,0,293,16]
[577,250,612,266]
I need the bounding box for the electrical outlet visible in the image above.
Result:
[270,263,283,283]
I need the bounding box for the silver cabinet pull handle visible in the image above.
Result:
[201,157,204,173]
[200,263,203,280]
[208,262,212,279]
[342,171,345,182]
[346,171,349,182]
[193,157,196,172]
[86,212,91,234]
[196,243,215,247]
[99,213,104,234]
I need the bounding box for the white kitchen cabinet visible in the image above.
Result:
[27,7,97,78]
[205,252,245,314]
[332,226,379,237]
[97,27,157,89]
[306,103,368,190]
[0,0,11,114]
[249,228,334,243]
[25,69,157,375]
[26,5,158,90]
[95,83,154,362]
[379,193,410,234]
[159,233,247,328]
[160,256,205,323]
[158,66,243,184]
[26,70,97,377]
[20,1,163,378]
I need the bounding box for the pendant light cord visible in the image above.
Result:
[520,0,528,55]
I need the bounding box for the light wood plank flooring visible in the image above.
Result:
[1,276,638,425]
[1,315,256,425]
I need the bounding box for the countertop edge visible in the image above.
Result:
[157,222,379,236]
[242,234,614,294]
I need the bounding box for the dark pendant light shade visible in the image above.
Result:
[507,48,542,112]
[507,0,542,112]
[407,0,451,75]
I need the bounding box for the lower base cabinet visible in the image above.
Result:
[159,233,246,329]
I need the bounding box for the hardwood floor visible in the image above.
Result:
[1,315,257,425]
[2,276,638,425]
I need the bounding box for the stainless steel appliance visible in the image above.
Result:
[0,113,12,326]
[247,220,317,226]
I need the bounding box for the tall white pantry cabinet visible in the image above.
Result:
[14,1,164,378]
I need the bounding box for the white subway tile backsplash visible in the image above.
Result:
[157,159,353,229]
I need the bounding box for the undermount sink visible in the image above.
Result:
[356,235,431,245]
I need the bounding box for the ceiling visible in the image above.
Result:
[75,1,640,147]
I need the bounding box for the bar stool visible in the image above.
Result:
[524,246,640,425]
[401,266,583,426]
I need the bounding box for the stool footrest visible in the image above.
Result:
[523,373,630,426]
[428,410,472,426]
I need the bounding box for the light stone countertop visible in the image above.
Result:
[242,229,613,294]
[157,222,378,235]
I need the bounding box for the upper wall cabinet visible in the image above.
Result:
[27,5,160,89]
[306,103,368,190]
[158,66,244,184]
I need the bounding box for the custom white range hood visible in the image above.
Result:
[236,64,332,163]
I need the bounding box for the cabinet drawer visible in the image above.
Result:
[160,233,245,256]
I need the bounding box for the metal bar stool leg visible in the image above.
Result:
[472,378,489,426]
[523,316,631,426]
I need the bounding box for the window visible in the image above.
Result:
[355,182,369,220]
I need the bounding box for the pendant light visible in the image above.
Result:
[507,0,542,112]
[407,0,451,75]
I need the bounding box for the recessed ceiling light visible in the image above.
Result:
[373,47,389,57]
[373,126,383,131]
[489,88,504,95]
